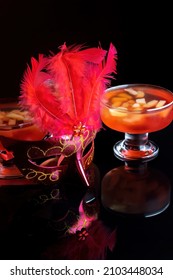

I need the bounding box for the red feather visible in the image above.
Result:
[20,43,117,138]
[20,54,72,135]
[82,43,117,129]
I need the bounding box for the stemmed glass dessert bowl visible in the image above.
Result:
[0,99,45,179]
[100,83,173,161]
[100,84,173,217]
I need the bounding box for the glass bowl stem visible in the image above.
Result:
[113,133,159,162]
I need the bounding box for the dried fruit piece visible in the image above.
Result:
[121,102,131,108]
[131,103,143,111]
[143,100,158,108]
[6,112,25,121]
[109,108,128,117]
[124,88,138,96]
[0,109,32,127]
[136,98,146,104]
[116,92,133,99]
[136,90,145,98]
[8,119,16,126]
[132,103,141,108]
[111,97,128,108]
[156,100,166,108]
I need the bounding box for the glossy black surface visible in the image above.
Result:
[0,122,173,260]
[0,0,173,260]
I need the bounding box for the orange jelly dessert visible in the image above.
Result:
[0,107,45,141]
[100,84,173,134]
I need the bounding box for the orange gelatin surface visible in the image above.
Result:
[0,124,45,141]
[100,85,173,133]
[0,105,45,141]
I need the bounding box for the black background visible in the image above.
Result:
[1,0,173,260]
[0,0,173,97]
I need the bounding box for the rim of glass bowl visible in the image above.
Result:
[0,106,33,130]
[101,83,173,113]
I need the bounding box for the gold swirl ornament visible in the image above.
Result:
[23,124,96,185]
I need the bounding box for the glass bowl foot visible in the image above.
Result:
[113,133,159,162]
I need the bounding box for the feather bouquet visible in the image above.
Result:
[19,42,117,186]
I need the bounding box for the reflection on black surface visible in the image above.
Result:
[0,126,173,260]
[101,161,171,217]
[97,125,173,260]
[0,0,173,261]
[0,163,117,260]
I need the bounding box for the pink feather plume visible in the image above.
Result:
[20,43,117,138]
